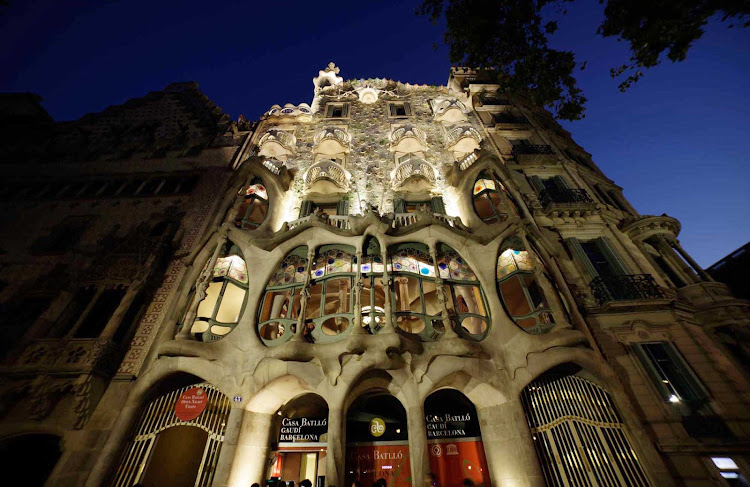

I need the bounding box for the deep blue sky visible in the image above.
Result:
[1,0,748,266]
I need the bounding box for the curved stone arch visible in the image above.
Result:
[0,425,67,444]
[342,368,411,415]
[421,367,507,409]
[246,374,324,415]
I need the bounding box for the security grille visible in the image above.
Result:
[521,375,650,486]
[111,382,231,487]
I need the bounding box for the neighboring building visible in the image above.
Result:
[2,64,750,486]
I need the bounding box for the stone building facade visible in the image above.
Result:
[2,64,750,487]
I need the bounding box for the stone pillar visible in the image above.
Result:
[476,399,544,487]
[381,247,396,334]
[326,406,346,487]
[671,239,713,282]
[213,404,245,486]
[407,403,430,487]
[429,244,458,339]
[352,249,366,335]
[226,410,274,487]
[176,234,227,340]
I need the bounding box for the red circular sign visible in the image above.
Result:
[175,387,208,421]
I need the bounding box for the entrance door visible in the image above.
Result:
[141,426,209,487]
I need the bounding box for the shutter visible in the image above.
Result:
[336,198,349,216]
[664,343,708,404]
[552,176,569,190]
[389,104,397,117]
[430,196,446,214]
[565,238,599,279]
[299,200,313,218]
[404,102,412,116]
[596,238,629,276]
[341,103,349,118]
[528,176,545,193]
[326,104,334,118]
[393,198,406,214]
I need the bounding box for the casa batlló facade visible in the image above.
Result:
[1,64,750,487]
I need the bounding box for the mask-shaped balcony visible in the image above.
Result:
[258,129,296,159]
[389,125,427,153]
[391,157,437,190]
[445,125,482,154]
[305,159,351,191]
[431,98,469,123]
[313,128,351,155]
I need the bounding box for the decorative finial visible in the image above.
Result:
[325,62,340,74]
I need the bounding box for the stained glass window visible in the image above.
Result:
[361,237,386,334]
[305,245,355,343]
[473,172,515,223]
[213,254,248,284]
[437,246,477,281]
[496,238,555,334]
[388,247,435,277]
[437,243,488,339]
[258,247,309,346]
[233,178,268,230]
[312,246,354,278]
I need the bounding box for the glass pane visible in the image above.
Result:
[394,276,422,312]
[474,193,496,220]
[268,253,308,287]
[313,247,353,278]
[321,316,349,336]
[260,322,285,340]
[244,199,268,227]
[214,255,248,283]
[460,316,487,335]
[516,317,538,330]
[390,247,433,276]
[473,178,496,195]
[190,320,209,334]
[260,289,300,322]
[525,276,549,310]
[215,282,246,323]
[397,315,425,334]
[196,282,222,319]
[437,247,477,281]
[497,249,519,278]
[488,191,504,214]
[306,283,323,319]
[500,277,532,316]
[423,280,441,315]
[324,277,351,314]
[245,183,268,200]
[211,324,232,336]
[453,285,486,316]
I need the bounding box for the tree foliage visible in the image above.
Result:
[418,0,750,121]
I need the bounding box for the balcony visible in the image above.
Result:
[288,214,351,231]
[445,125,482,154]
[589,274,665,305]
[512,145,557,165]
[539,188,596,212]
[305,159,350,190]
[392,212,459,229]
[492,113,529,130]
[391,158,436,188]
[258,129,296,159]
[432,98,469,123]
[313,127,350,154]
[390,125,427,153]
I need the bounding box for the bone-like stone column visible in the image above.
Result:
[325,405,346,487]
[226,410,274,487]
[476,399,545,487]
[213,404,245,486]
[407,402,430,487]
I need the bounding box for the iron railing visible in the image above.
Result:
[539,188,594,207]
[512,144,554,155]
[589,274,664,305]
[493,114,528,124]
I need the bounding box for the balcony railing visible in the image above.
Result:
[458,152,478,171]
[391,158,436,187]
[313,127,351,148]
[258,129,296,151]
[589,274,665,305]
[445,126,482,148]
[305,160,350,188]
[392,212,458,229]
[493,114,528,124]
[512,145,554,155]
[262,158,283,175]
[288,214,351,231]
[539,188,595,208]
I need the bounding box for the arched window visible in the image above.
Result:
[360,237,386,334]
[437,243,488,339]
[388,243,442,340]
[257,246,308,346]
[473,171,517,223]
[191,244,248,341]
[305,245,355,342]
[496,238,555,334]
[233,178,268,230]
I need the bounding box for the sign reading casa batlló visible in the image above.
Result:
[279,417,328,442]
[174,387,208,422]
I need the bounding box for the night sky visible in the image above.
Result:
[1,0,748,267]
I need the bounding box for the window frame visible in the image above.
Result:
[437,243,489,341]
[388,102,412,119]
[324,102,350,120]
[257,247,309,346]
[306,245,356,343]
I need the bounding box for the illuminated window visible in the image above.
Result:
[360,237,386,334]
[496,238,555,334]
[388,243,442,339]
[710,457,748,484]
[306,245,355,342]
[191,243,248,342]
[437,243,488,339]
[257,247,308,346]
[473,172,516,223]
[233,178,268,230]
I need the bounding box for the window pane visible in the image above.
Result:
[196,282,222,319]
[525,277,549,310]
[453,285,486,316]
[474,193,496,220]
[396,315,425,334]
[215,282,246,323]
[324,278,351,314]
[394,277,422,312]
[422,280,440,315]
[260,289,298,322]
[306,283,323,319]
[244,199,268,227]
[460,316,487,335]
[500,277,532,316]
[321,317,349,336]
[259,322,286,340]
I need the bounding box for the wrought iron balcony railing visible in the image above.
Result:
[589,274,665,305]
[512,144,554,155]
[539,188,594,207]
[493,114,528,124]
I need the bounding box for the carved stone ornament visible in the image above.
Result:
[610,319,672,344]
